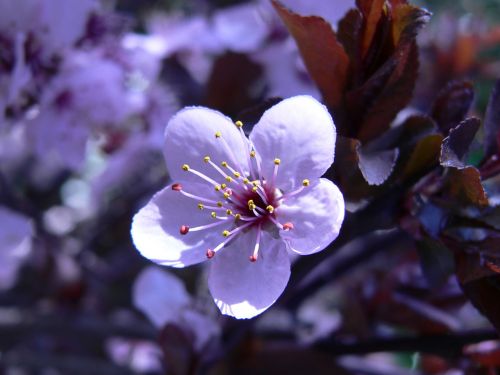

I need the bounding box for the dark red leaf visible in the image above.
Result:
[337,9,362,62]
[159,324,197,375]
[446,167,489,207]
[440,117,481,169]
[357,146,399,185]
[355,0,385,57]
[431,80,474,135]
[357,42,419,142]
[204,52,264,118]
[402,134,443,180]
[484,79,500,159]
[455,252,500,334]
[272,0,349,111]
[391,4,432,46]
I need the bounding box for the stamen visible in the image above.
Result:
[221,161,248,190]
[272,158,281,188]
[187,219,229,233]
[279,182,310,201]
[250,149,263,182]
[248,200,256,211]
[215,133,246,176]
[206,227,245,259]
[234,120,256,180]
[223,221,254,238]
[182,165,219,186]
[205,157,236,184]
[197,203,204,210]
[269,215,283,229]
[180,225,189,235]
[179,189,220,205]
[249,224,262,262]
[266,205,274,213]
[202,204,226,211]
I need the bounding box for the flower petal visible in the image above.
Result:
[131,183,230,268]
[208,231,290,319]
[277,178,344,255]
[250,96,336,191]
[164,107,249,184]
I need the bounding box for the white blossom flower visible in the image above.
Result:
[131,96,345,319]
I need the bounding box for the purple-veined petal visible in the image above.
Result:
[277,178,344,255]
[250,96,336,191]
[164,107,249,184]
[131,183,231,268]
[208,231,290,319]
[133,266,191,328]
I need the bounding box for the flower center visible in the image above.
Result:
[172,121,308,262]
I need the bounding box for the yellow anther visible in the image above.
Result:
[221,161,228,167]
[223,192,231,199]
[182,164,189,171]
[225,176,233,182]
[252,181,259,186]
[252,186,258,192]
[217,201,223,207]
[226,209,233,215]
[203,156,210,163]
[234,214,241,220]
[214,185,221,191]
[250,150,256,158]
[215,131,222,138]
[274,158,281,165]
[266,205,274,213]
[242,178,250,184]
[235,120,243,128]
[211,212,217,218]
[248,200,256,210]
[233,172,241,178]
[221,183,227,189]
[302,179,310,187]
[222,230,230,237]
[197,203,204,210]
